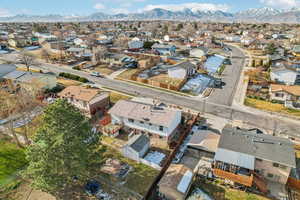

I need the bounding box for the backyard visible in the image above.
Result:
[97,146,159,196]
[14,115,42,138]
[189,178,269,200]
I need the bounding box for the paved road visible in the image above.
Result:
[207,45,245,106]
[1,52,300,139]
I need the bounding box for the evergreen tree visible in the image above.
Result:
[23,99,100,196]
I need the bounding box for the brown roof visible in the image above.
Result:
[108,100,180,127]
[58,86,99,102]
[270,84,300,96]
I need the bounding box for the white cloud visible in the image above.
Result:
[111,8,130,14]
[94,3,106,10]
[142,2,230,12]
[0,8,11,17]
[260,0,300,9]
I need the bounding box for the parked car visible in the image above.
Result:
[123,62,138,69]
[172,151,184,164]
[85,180,101,195]
[90,72,101,77]
[214,78,222,87]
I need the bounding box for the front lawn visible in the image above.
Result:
[0,138,27,189]
[244,97,300,118]
[94,65,115,75]
[109,92,132,104]
[117,69,140,80]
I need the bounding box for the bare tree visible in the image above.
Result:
[0,81,43,146]
[0,89,24,147]
[41,48,51,63]
[18,51,38,72]
[92,46,107,65]
[114,36,129,49]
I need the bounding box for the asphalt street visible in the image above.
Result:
[207,45,245,106]
[1,50,300,139]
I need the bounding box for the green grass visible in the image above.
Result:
[109,92,132,104]
[191,179,269,200]
[218,64,226,75]
[245,97,300,118]
[0,141,27,188]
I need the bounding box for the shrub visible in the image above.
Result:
[59,72,88,83]
[78,77,88,83]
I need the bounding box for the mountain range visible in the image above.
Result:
[1,7,300,23]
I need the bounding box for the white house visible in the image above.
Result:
[128,38,144,50]
[189,48,208,58]
[168,62,196,79]
[269,84,300,105]
[225,35,241,43]
[241,37,255,46]
[270,67,300,85]
[108,100,182,140]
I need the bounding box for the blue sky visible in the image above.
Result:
[0,0,299,16]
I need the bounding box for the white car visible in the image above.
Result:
[90,72,101,77]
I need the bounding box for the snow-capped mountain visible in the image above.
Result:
[0,7,299,23]
[236,7,282,18]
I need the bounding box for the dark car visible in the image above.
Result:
[85,180,100,195]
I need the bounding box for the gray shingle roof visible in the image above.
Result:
[219,125,296,168]
[127,134,149,152]
[0,64,16,78]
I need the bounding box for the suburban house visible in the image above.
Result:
[58,86,110,118]
[213,125,296,195]
[152,44,176,56]
[0,64,16,80]
[122,134,150,162]
[167,62,197,79]
[158,164,194,200]
[128,38,144,50]
[270,66,300,85]
[3,70,57,91]
[102,53,127,65]
[66,47,85,57]
[108,100,182,141]
[189,47,208,58]
[269,84,300,109]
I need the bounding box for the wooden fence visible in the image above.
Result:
[143,114,198,200]
[288,177,300,191]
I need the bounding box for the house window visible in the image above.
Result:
[267,173,274,178]
[273,163,279,168]
[279,165,287,170]
[128,118,134,123]
[159,126,164,131]
[275,93,284,98]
